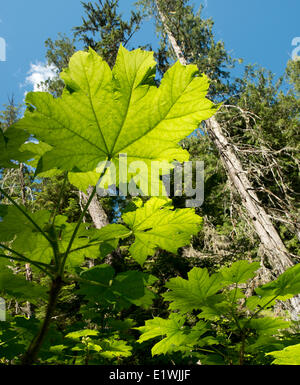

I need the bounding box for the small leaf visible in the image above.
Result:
[65,329,99,340]
[220,260,260,285]
[163,267,223,313]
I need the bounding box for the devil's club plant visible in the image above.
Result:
[0,46,299,366]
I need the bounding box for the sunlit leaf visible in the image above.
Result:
[122,197,202,265]
[14,46,217,190]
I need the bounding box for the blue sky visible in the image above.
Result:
[0,0,299,109]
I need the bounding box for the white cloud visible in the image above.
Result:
[24,62,57,92]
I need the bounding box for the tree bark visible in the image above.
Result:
[155,0,300,318]
[81,186,109,230]
[81,186,109,268]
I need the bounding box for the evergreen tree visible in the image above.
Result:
[74,0,142,67]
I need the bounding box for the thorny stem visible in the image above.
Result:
[68,230,132,254]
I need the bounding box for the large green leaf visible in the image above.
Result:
[267,343,300,365]
[96,338,132,359]
[122,197,202,265]
[0,205,49,243]
[163,267,223,313]
[65,329,99,339]
[0,205,54,263]
[135,315,208,356]
[135,315,186,356]
[77,264,154,309]
[248,317,290,335]
[220,260,260,285]
[14,45,217,189]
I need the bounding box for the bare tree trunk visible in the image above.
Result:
[155,0,300,318]
[81,186,109,268]
[205,118,295,275]
[81,187,109,230]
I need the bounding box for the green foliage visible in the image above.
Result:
[136,261,300,365]
[0,193,201,275]
[220,260,261,285]
[136,314,208,356]
[54,329,133,364]
[267,343,300,365]
[0,45,212,363]
[163,267,223,313]
[0,97,31,168]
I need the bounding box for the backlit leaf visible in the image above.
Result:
[122,197,202,265]
[14,46,217,190]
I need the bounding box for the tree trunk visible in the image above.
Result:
[155,0,300,318]
[81,186,109,268]
[81,186,109,230]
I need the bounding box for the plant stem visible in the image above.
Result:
[68,230,132,254]
[245,295,279,327]
[21,164,110,363]
[21,276,63,365]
